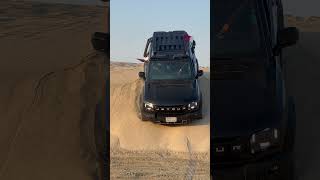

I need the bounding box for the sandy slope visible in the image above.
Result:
[111,149,210,180]
[0,55,106,180]
[110,62,210,179]
[110,63,210,152]
[0,1,106,180]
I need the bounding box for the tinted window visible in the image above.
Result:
[214,0,263,57]
[148,60,193,80]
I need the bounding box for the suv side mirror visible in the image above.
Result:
[279,27,299,47]
[197,70,203,78]
[139,72,145,79]
[91,32,109,53]
[273,27,299,55]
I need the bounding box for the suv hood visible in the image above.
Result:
[144,80,199,105]
[212,80,280,138]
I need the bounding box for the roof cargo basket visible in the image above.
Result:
[150,31,192,58]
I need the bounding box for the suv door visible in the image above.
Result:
[259,0,286,111]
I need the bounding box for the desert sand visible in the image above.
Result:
[110,62,210,179]
[110,63,210,152]
[0,1,107,180]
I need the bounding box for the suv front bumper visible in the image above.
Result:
[141,108,202,124]
[212,152,294,180]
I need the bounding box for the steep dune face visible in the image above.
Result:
[110,63,210,179]
[110,63,210,153]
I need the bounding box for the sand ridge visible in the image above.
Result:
[0,52,106,180]
[109,61,210,179]
[110,62,210,153]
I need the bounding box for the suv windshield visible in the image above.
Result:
[214,0,263,57]
[148,60,193,80]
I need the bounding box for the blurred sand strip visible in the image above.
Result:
[285,15,320,32]
[0,1,106,179]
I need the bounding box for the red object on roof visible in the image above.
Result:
[183,34,192,42]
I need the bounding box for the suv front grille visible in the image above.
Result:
[154,105,188,114]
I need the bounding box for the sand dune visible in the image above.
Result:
[0,54,106,180]
[110,63,210,152]
[0,1,106,180]
[0,0,106,73]
[110,62,210,179]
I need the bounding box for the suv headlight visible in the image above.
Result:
[188,101,199,110]
[250,128,280,154]
[144,102,154,111]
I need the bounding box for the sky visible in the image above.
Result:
[110,0,210,67]
[283,0,320,17]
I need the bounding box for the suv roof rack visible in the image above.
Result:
[149,53,189,61]
[150,31,193,58]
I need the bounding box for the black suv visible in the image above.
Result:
[138,31,203,124]
[212,0,299,179]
